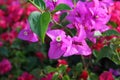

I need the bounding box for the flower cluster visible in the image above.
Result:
[110,1,120,32]
[0,58,12,75]
[0,0,37,44]
[43,0,112,59]
[17,72,35,80]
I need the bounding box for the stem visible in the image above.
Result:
[28,0,44,13]
[64,27,74,37]
[51,15,74,36]
[81,56,87,70]
[73,0,76,7]
[115,50,120,61]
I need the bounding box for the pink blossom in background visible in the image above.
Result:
[99,71,114,80]
[110,1,120,26]
[0,18,7,29]
[0,59,12,75]
[0,30,18,44]
[117,26,120,33]
[7,3,24,22]
[79,70,88,80]
[25,4,38,16]
[35,52,45,62]
[17,72,35,80]
[57,59,68,66]
[0,41,3,47]
[0,10,7,29]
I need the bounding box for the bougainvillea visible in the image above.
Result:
[0,0,120,80]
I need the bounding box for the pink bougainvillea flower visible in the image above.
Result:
[67,1,88,25]
[66,0,111,43]
[88,7,111,25]
[63,26,91,56]
[99,71,114,80]
[0,58,12,75]
[64,25,91,56]
[71,40,91,56]
[62,36,78,57]
[46,29,67,59]
[17,72,35,80]
[47,29,78,58]
[18,21,38,42]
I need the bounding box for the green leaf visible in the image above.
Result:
[52,72,59,80]
[107,21,118,28]
[0,47,9,57]
[30,68,41,78]
[75,63,83,73]
[33,0,46,10]
[102,30,120,36]
[28,11,41,35]
[111,54,120,65]
[58,65,67,73]
[88,72,98,80]
[44,66,57,73]
[60,12,67,22]
[23,57,38,71]
[39,12,51,43]
[62,75,70,80]
[28,11,51,43]
[53,4,71,13]
[93,46,115,62]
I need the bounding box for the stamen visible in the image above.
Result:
[24,31,28,36]
[53,0,57,2]
[56,36,61,42]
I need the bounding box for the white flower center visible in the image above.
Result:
[53,0,57,2]
[56,36,61,42]
[95,15,99,19]
[24,31,28,36]
[94,30,102,37]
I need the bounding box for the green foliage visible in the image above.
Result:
[93,46,115,62]
[102,30,120,36]
[0,47,9,57]
[39,11,51,43]
[52,72,59,80]
[28,11,51,43]
[59,12,68,22]
[62,75,70,80]
[52,4,71,13]
[28,11,41,35]
[33,0,46,10]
